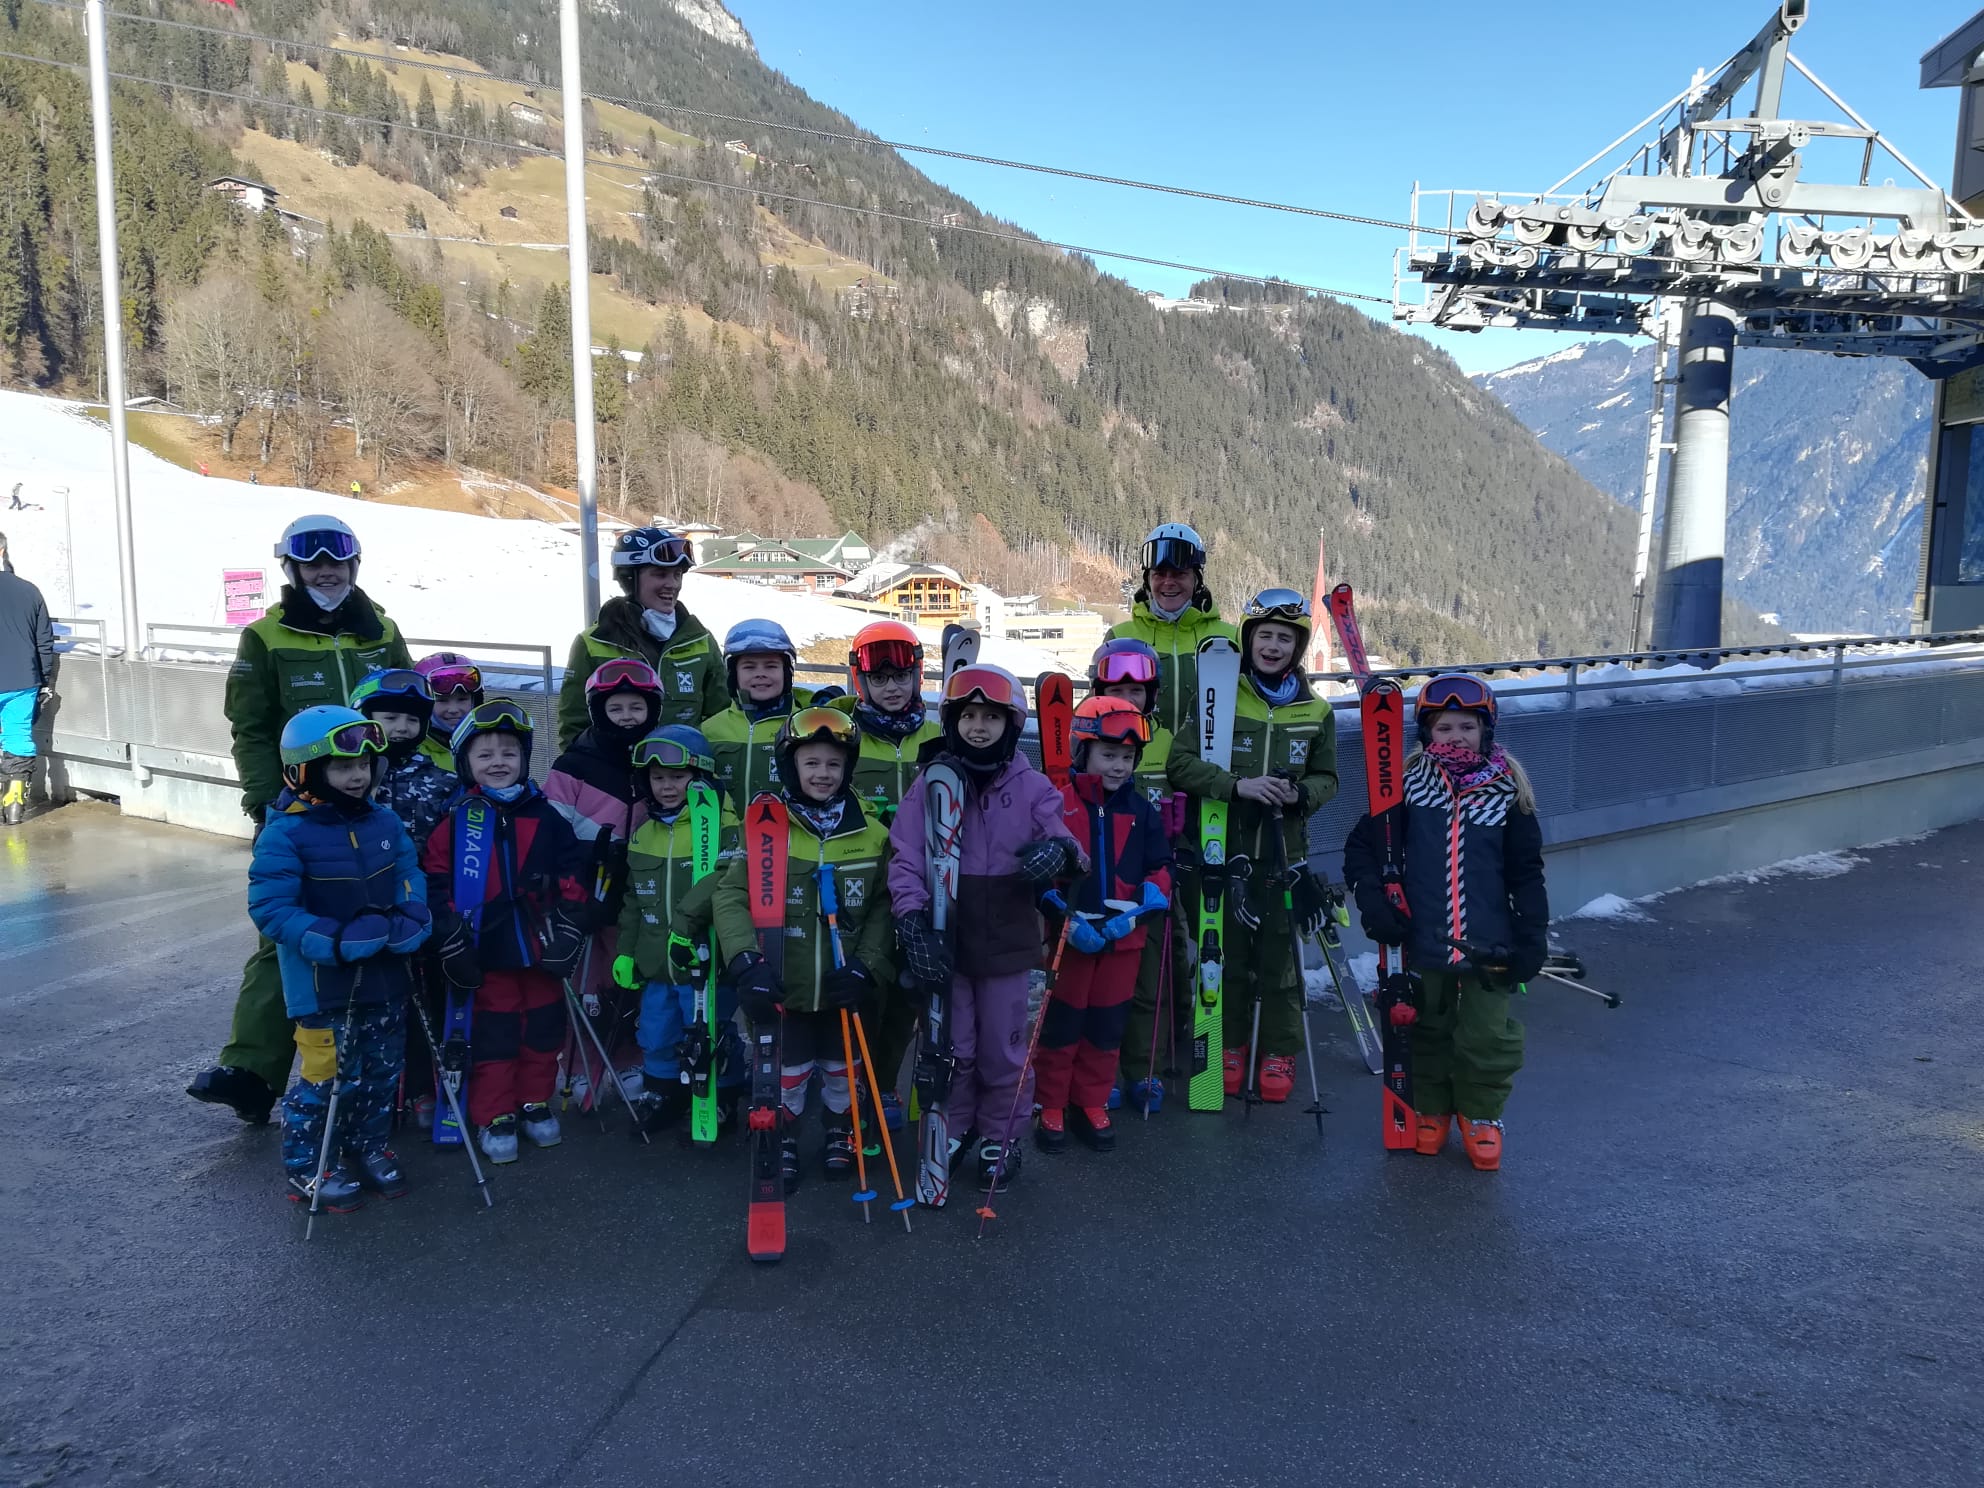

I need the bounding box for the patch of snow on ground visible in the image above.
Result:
[1566,893,1651,922]
[1345,952,1380,992]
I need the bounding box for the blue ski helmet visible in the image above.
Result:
[723,619,797,697]
[279,705,386,790]
[632,724,717,779]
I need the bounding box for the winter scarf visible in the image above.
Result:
[853,699,926,742]
[1247,669,1303,707]
[790,795,848,838]
[1425,741,1512,794]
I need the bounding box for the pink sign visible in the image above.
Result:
[223,568,267,627]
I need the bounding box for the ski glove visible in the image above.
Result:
[1504,941,1548,987]
[1017,837,1078,889]
[1288,867,1333,941]
[1357,891,1411,948]
[385,903,432,955]
[821,958,876,1009]
[666,932,705,982]
[537,908,586,979]
[336,912,392,963]
[611,954,641,992]
[435,913,483,990]
[729,951,783,1022]
[1137,882,1170,916]
[897,909,952,988]
[1065,917,1109,956]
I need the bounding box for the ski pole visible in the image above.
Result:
[851,1007,914,1232]
[1442,936,1621,1009]
[814,862,880,1223]
[1268,829,1325,1138]
[408,978,493,1209]
[303,968,363,1241]
[563,977,651,1143]
[1145,910,1170,1121]
[977,918,1072,1239]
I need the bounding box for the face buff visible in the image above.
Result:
[305,581,352,612]
[640,608,678,643]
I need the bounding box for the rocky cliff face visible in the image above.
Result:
[980,288,1090,383]
[665,0,755,54]
[1478,339,1930,633]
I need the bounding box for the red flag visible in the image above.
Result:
[204,1,238,7]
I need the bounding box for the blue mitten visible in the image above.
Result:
[337,912,391,963]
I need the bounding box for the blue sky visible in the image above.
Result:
[728,0,1977,374]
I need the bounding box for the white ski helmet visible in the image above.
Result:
[1140,522,1207,574]
[274,516,361,587]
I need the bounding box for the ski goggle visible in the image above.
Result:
[1418,674,1496,716]
[319,720,388,758]
[457,699,533,737]
[850,637,922,675]
[612,533,693,569]
[1073,709,1152,745]
[423,663,483,697]
[277,528,360,563]
[1092,649,1158,687]
[943,665,1023,709]
[352,668,433,704]
[632,735,715,774]
[589,658,661,694]
[1141,536,1204,573]
[784,707,858,747]
[1242,588,1312,623]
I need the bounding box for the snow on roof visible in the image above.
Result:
[837,560,965,597]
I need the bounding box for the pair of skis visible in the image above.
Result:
[941,623,1077,788]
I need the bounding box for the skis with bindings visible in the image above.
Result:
[1328,583,1419,1149]
[1036,671,1075,788]
[914,761,965,1207]
[941,624,981,686]
[745,792,790,1261]
[1187,635,1241,1112]
[1314,882,1384,1074]
[685,780,723,1145]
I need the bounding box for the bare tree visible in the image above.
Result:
[437,302,512,466]
[319,286,442,482]
[161,272,278,457]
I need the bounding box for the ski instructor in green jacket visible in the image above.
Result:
[557,527,728,750]
[187,516,413,1124]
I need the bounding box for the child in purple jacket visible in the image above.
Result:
[889,664,1084,1192]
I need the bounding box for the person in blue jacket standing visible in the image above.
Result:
[0,530,55,826]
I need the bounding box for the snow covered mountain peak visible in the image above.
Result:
[666,0,756,54]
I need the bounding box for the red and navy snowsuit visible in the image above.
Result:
[1034,773,1173,1113]
[422,786,587,1125]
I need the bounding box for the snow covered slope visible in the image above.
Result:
[0,390,1054,677]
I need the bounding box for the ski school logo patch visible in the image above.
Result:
[675,670,696,694]
[1287,738,1310,766]
[841,877,868,908]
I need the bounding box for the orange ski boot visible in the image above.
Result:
[1457,1115,1503,1171]
[1414,1113,1451,1156]
[1257,1054,1296,1103]
[1222,1046,1247,1097]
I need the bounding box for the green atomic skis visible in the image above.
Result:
[745,792,790,1261]
[914,761,965,1207]
[685,780,723,1145]
[1036,671,1074,788]
[1327,583,1419,1149]
[1187,635,1241,1113]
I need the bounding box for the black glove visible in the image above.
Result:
[897,908,953,987]
[1504,940,1547,986]
[1357,891,1410,948]
[821,957,875,1009]
[1017,838,1076,890]
[730,951,784,1022]
[435,912,483,989]
[1289,867,1332,940]
[537,907,586,979]
[666,932,705,982]
[336,912,392,963]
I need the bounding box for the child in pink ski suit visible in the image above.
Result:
[888,664,1084,1192]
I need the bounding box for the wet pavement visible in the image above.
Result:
[3,801,1981,1487]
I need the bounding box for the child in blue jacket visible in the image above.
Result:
[249,705,431,1214]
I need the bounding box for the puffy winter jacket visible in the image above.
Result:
[704,688,820,814]
[0,568,55,694]
[224,587,413,816]
[1108,601,1239,742]
[557,598,726,749]
[248,790,428,1018]
[421,785,588,972]
[1056,773,1173,953]
[1342,752,1548,973]
[1167,677,1338,868]
[546,729,645,845]
[373,751,458,852]
[710,796,895,1012]
[889,753,1086,977]
[617,788,740,981]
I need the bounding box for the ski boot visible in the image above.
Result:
[1257,1055,1296,1104]
[636,1084,691,1137]
[287,1163,364,1212]
[187,1065,277,1125]
[352,1147,409,1198]
[1106,1082,1123,1111]
[879,1091,906,1131]
[1222,1046,1246,1097]
[1034,1107,1068,1154]
[976,1138,1021,1191]
[822,1110,856,1179]
[1414,1113,1452,1156]
[478,1115,520,1165]
[1130,1077,1164,1114]
[520,1103,561,1148]
[1,780,24,826]
[1070,1105,1115,1153]
[1457,1115,1503,1171]
[779,1123,802,1195]
[412,1093,437,1132]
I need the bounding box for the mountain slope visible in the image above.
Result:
[1,0,1646,661]
[1478,339,1929,634]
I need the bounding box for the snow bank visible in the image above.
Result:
[1566,893,1651,922]
[0,391,1058,676]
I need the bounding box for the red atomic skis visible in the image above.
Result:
[1327,584,1420,1150]
[1037,672,1074,787]
[745,793,790,1261]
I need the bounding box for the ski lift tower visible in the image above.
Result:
[1396,0,1984,651]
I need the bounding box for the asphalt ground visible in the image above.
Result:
[3,802,1981,1487]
